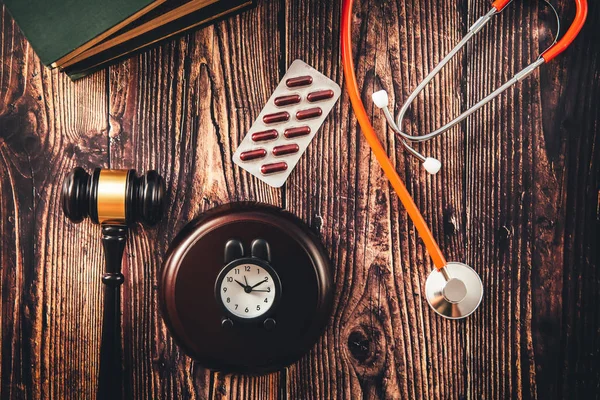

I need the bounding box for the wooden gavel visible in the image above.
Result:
[61,167,165,400]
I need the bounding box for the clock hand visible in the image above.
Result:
[250,278,269,289]
[251,289,270,292]
[244,276,249,286]
[234,279,247,289]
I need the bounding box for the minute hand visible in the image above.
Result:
[250,278,268,289]
[234,279,247,289]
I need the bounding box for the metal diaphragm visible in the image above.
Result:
[425,262,483,319]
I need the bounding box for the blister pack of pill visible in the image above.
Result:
[233,60,341,188]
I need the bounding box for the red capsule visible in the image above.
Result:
[274,94,301,107]
[252,129,278,142]
[286,75,313,88]
[261,162,288,175]
[307,90,334,102]
[239,148,267,161]
[272,144,300,156]
[263,111,290,124]
[296,107,322,120]
[284,126,311,138]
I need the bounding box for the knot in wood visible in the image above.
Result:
[344,321,387,379]
[497,225,512,250]
[443,208,458,236]
[311,214,323,234]
[348,331,371,363]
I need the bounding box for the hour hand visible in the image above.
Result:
[234,279,246,288]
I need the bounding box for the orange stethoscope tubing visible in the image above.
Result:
[542,0,588,61]
[341,0,587,271]
[341,0,448,270]
[493,0,588,62]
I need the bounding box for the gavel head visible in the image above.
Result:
[61,167,165,226]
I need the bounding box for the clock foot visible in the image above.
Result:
[221,318,234,329]
[263,318,276,331]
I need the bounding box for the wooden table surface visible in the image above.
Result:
[1,0,599,398]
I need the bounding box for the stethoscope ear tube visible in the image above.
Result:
[542,0,588,62]
[373,0,587,169]
[491,0,513,11]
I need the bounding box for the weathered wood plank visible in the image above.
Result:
[284,0,466,398]
[464,2,542,397]
[0,0,598,398]
[0,4,109,399]
[107,0,282,398]
[531,1,600,398]
[108,38,213,400]
[285,0,600,399]
[463,1,600,399]
[212,372,281,400]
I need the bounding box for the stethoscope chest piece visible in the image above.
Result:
[425,262,483,319]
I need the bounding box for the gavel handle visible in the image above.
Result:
[98,225,127,400]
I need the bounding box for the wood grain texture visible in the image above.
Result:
[285,0,468,398]
[0,5,109,399]
[106,1,282,398]
[1,0,599,399]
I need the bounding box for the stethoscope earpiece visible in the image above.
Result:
[425,262,483,319]
[371,90,389,109]
[422,158,441,175]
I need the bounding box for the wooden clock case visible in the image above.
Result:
[160,202,333,373]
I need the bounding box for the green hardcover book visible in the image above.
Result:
[63,0,254,80]
[2,0,164,66]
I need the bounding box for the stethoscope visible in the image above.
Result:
[341,0,587,319]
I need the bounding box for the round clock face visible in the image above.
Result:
[218,263,278,319]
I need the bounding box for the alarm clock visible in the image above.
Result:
[160,203,333,373]
[216,238,282,328]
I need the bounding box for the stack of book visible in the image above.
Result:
[2,0,254,80]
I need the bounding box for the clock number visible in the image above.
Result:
[267,287,271,292]
[245,307,249,313]
[226,297,230,303]
[256,305,261,311]
[235,304,238,310]
[234,268,240,274]
[264,298,268,303]
[226,277,233,282]
[245,266,251,272]
[223,287,227,293]
[265,277,269,282]
[257,268,260,274]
